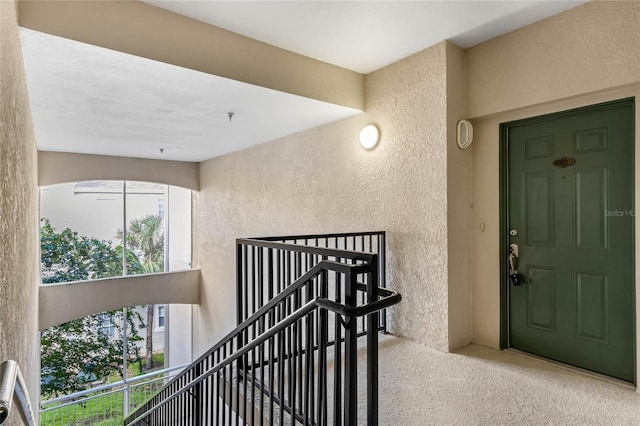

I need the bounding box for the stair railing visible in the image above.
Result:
[125,233,399,425]
[238,231,387,335]
[0,360,36,426]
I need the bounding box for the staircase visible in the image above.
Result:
[124,232,400,425]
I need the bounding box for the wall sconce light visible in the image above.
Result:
[456,119,473,149]
[359,124,380,150]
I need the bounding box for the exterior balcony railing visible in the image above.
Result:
[39,363,187,425]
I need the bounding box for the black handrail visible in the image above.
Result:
[236,238,377,262]
[237,232,387,345]
[170,260,366,377]
[125,232,398,426]
[317,286,400,318]
[125,285,400,425]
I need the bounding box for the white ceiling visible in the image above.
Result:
[143,0,587,74]
[20,29,360,162]
[21,1,587,162]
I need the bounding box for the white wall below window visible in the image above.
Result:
[38,270,200,330]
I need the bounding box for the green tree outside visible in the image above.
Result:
[40,219,145,398]
[117,214,165,370]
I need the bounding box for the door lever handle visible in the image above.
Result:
[509,243,522,286]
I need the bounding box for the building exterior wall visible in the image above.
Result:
[193,41,460,353]
[0,0,40,422]
[468,0,640,360]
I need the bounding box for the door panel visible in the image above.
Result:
[574,167,607,249]
[507,99,635,382]
[526,266,556,331]
[525,172,555,247]
[575,272,609,343]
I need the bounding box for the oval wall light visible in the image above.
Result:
[456,119,473,150]
[359,124,380,150]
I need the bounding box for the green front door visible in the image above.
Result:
[506,98,635,382]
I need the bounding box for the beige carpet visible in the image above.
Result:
[360,335,640,425]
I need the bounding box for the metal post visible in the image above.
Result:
[343,270,358,426]
[367,257,379,425]
[236,242,244,373]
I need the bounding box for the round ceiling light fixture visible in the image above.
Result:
[359,124,380,150]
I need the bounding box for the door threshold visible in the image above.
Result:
[505,348,636,391]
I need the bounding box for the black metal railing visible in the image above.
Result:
[125,233,399,426]
[237,232,387,336]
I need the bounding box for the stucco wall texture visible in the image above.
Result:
[194,41,469,353]
[467,0,640,118]
[0,0,40,423]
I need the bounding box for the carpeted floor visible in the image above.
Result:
[362,335,640,425]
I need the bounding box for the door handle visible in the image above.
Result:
[509,243,522,286]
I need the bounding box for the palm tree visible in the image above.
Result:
[118,214,164,369]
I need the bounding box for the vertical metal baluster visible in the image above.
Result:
[344,269,358,426]
[309,264,317,423]
[268,333,275,424]
[288,252,296,422]
[242,334,248,423]
[296,254,303,417]
[381,232,387,331]
[251,246,258,426]
[367,260,379,426]
[257,247,265,425]
[214,349,224,422]
[232,356,238,425]
[319,266,328,426]
[260,341,265,426]
[253,246,257,319]
[185,373,189,426]
[353,236,364,333]
[195,363,202,426]
[334,271,343,426]
[296,291,303,420]
[267,248,275,423]
[259,246,264,312]
[222,345,227,425]
[278,329,286,426]
[205,354,216,424]
[303,301,312,425]
[237,243,244,359]
[250,343,256,426]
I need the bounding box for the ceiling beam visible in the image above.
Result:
[18,0,364,111]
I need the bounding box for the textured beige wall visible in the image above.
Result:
[469,1,640,350]
[38,151,200,190]
[0,0,40,422]
[445,42,473,349]
[467,1,640,118]
[194,42,453,354]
